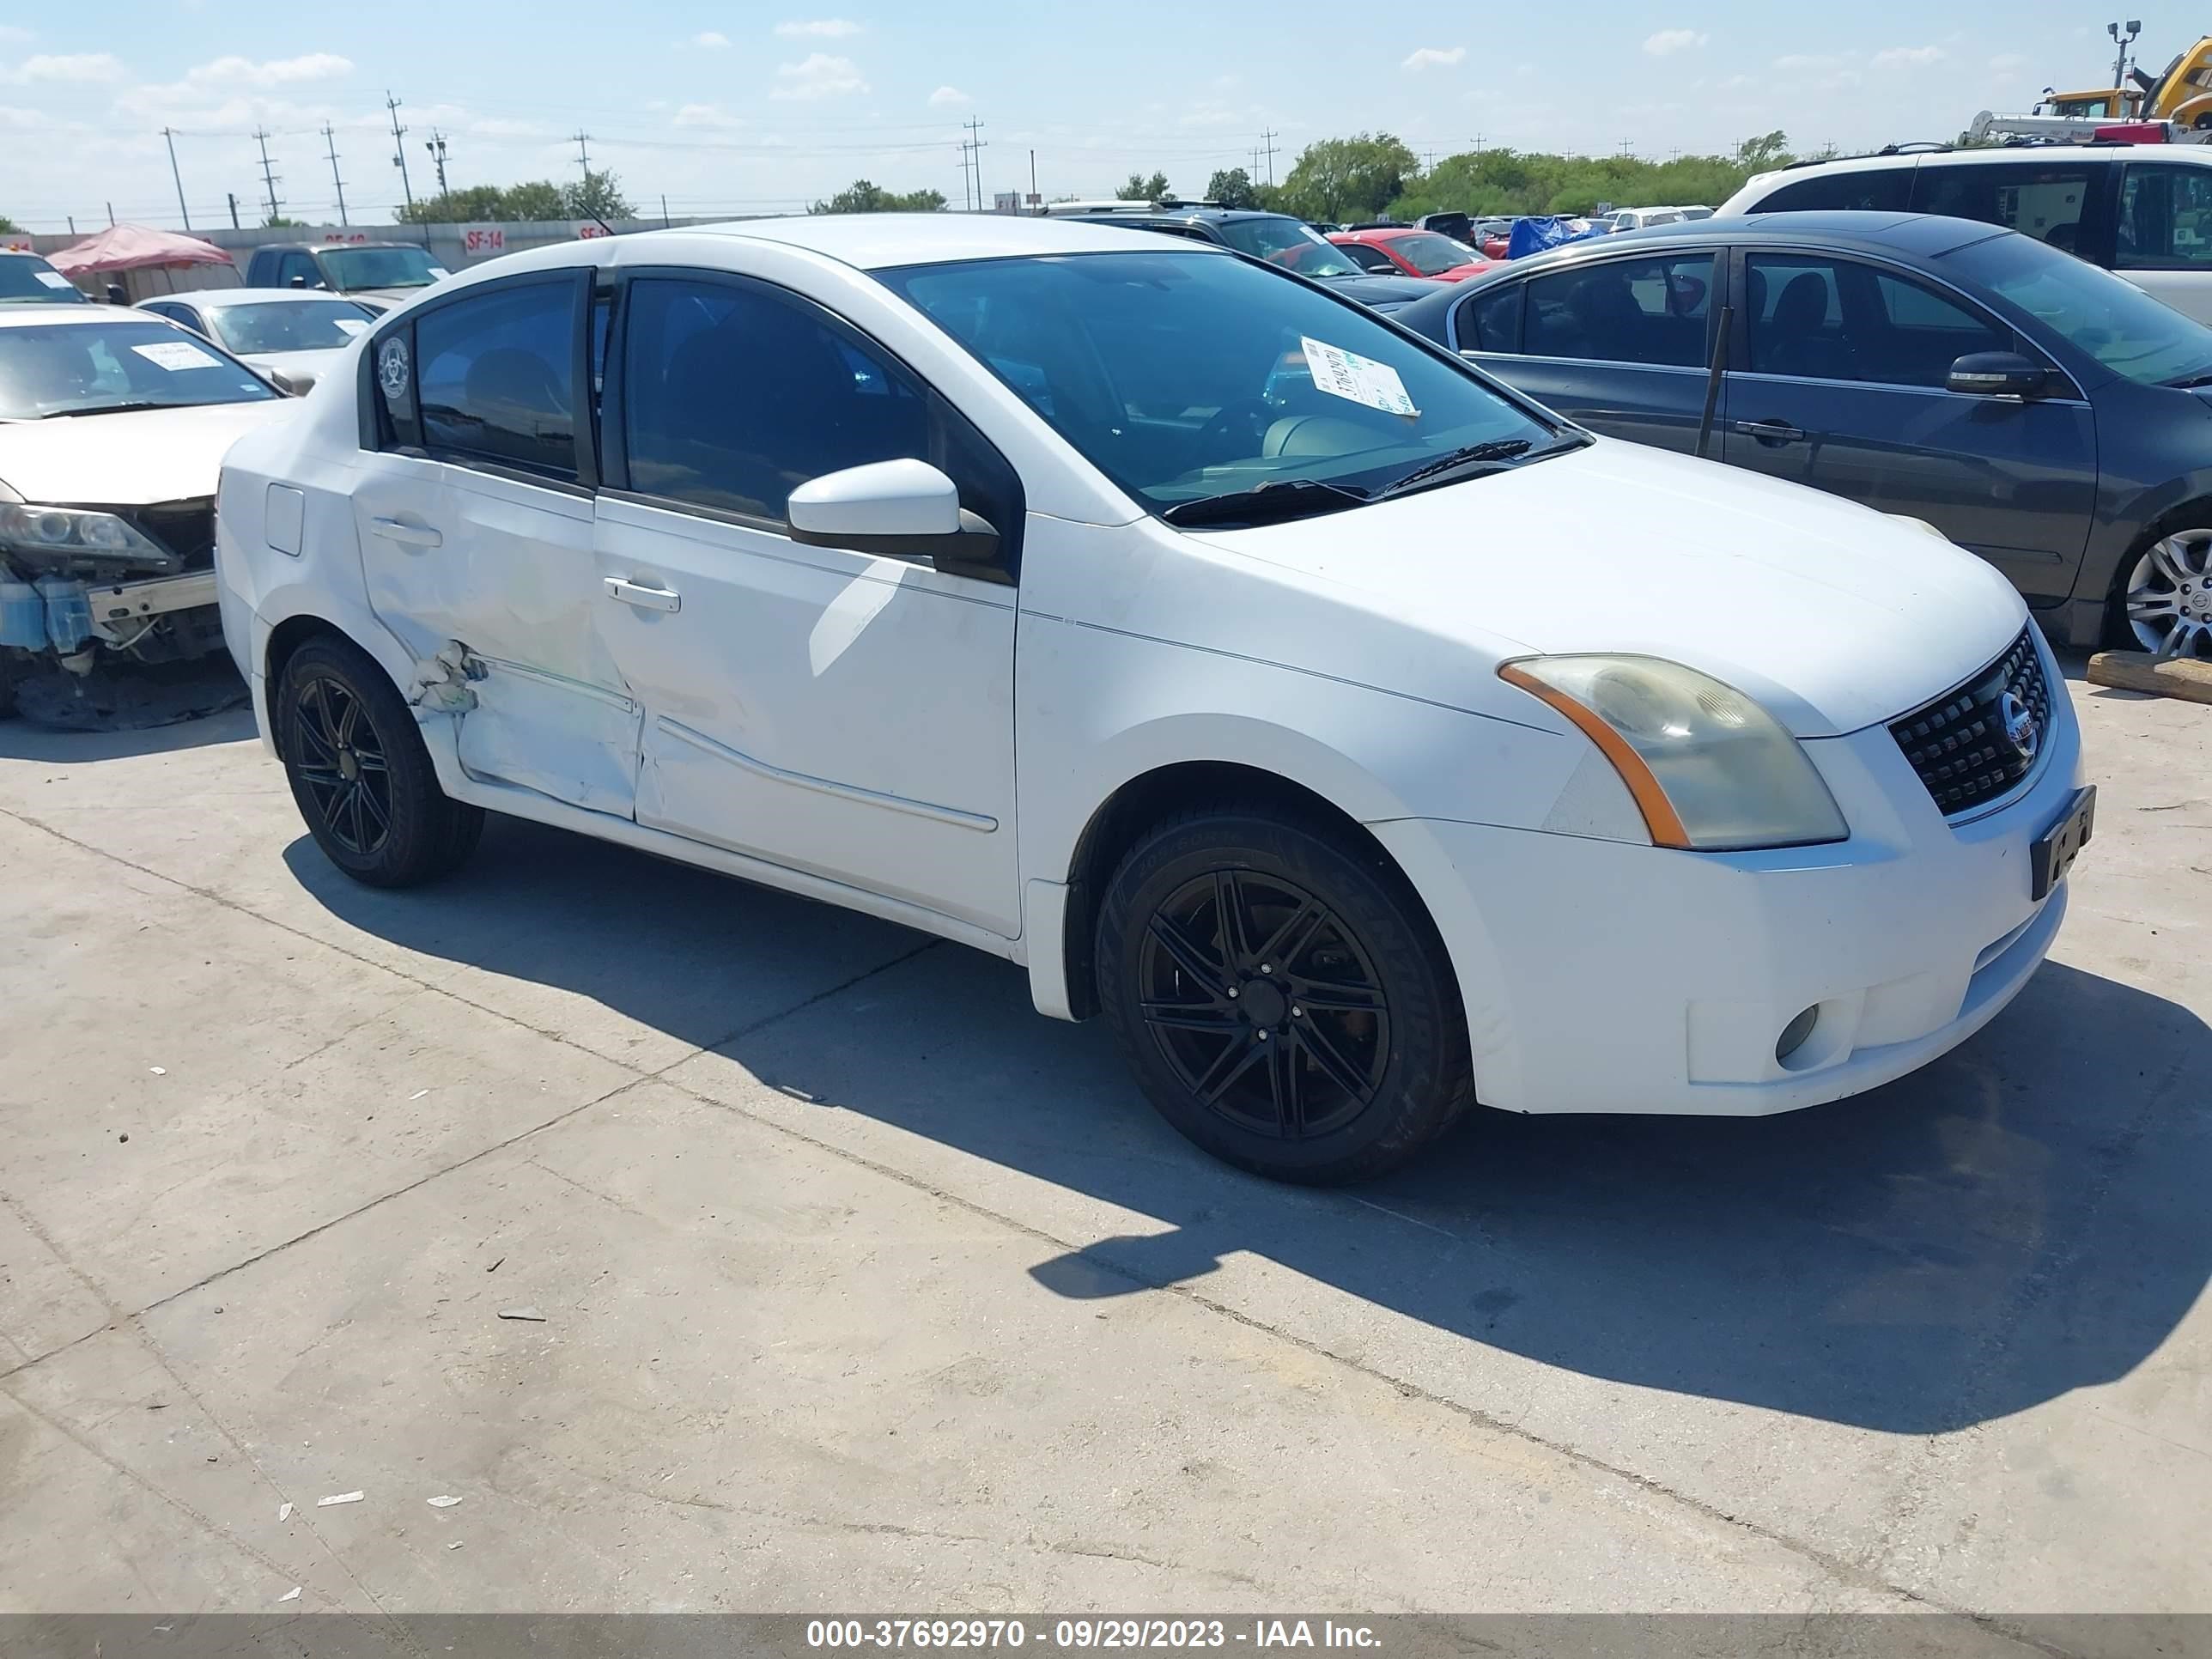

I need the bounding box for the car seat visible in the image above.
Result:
[1761,271,1857,380]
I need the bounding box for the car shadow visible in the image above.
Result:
[0,705,258,762]
[286,813,2212,1437]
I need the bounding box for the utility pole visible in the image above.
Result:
[423,130,449,198]
[386,92,415,216]
[958,117,986,211]
[1029,148,1038,213]
[106,202,115,226]
[226,193,240,230]
[323,125,349,226]
[162,128,191,230]
[1261,127,1279,186]
[661,192,671,228]
[2109,19,2142,92]
[252,129,282,225]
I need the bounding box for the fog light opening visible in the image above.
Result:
[1776,1005,1820,1065]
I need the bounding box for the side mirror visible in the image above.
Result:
[1948,351,2049,399]
[787,459,1002,578]
[289,275,307,289]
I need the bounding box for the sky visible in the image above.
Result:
[0,3,2172,231]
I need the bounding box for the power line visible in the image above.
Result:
[958,116,986,211]
[1261,127,1279,185]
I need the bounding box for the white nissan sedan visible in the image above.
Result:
[213,216,2092,1184]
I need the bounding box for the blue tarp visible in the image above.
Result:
[1504,216,1610,259]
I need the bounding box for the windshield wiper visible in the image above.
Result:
[47,401,188,418]
[1162,477,1370,528]
[2163,367,2212,389]
[1375,434,1586,500]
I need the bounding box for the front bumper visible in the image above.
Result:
[1372,644,2086,1116]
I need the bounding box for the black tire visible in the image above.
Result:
[276,635,483,888]
[1095,805,1475,1185]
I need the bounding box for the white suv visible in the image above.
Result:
[1719,143,2212,323]
[213,216,2089,1183]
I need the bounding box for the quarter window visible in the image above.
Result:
[409,279,579,478]
[2117,164,2212,270]
[1753,171,1911,213]
[1522,254,1714,367]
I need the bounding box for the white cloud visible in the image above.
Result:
[775,18,861,36]
[770,52,867,100]
[1773,52,1844,70]
[0,25,33,45]
[1643,29,1707,57]
[674,102,747,129]
[3,52,127,84]
[927,84,971,107]
[1401,46,1466,72]
[1871,45,1945,68]
[692,30,731,47]
[1989,52,2027,73]
[187,52,352,87]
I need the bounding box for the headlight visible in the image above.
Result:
[0,504,171,565]
[1500,654,1848,851]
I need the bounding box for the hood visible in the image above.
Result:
[0,399,300,507]
[1314,270,1439,307]
[1187,438,2028,738]
[345,285,436,312]
[237,347,349,390]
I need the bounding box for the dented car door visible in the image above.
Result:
[354,270,641,817]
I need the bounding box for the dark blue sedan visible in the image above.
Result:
[1390,210,2212,657]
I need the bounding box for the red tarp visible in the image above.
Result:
[46,224,234,276]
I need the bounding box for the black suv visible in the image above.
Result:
[1049,206,1438,312]
[242,241,448,312]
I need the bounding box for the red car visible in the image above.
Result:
[1326,227,1495,283]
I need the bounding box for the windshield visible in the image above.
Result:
[1384,232,1479,276]
[322,246,443,290]
[878,250,1559,517]
[1211,217,1364,278]
[0,319,279,419]
[0,256,87,305]
[1948,231,2212,386]
[207,299,374,356]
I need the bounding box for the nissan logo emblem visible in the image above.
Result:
[2000,690,2040,763]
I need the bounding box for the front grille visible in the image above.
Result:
[1888,627,2052,816]
[127,500,216,572]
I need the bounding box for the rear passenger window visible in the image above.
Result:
[1462,284,1522,352]
[2117,163,2212,270]
[1753,171,1911,213]
[410,279,579,479]
[1522,254,1713,367]
[1911,163,2097,252]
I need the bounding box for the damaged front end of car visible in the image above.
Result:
[0,498,228,705]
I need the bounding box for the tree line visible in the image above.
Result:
[395,172,637,224]
[811,131,1797,220]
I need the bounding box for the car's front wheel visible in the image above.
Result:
[1095,806,1474,1184]
[2116,523,2212,659]
[277,635,483,887]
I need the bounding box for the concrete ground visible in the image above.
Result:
[0,660,2206,1639]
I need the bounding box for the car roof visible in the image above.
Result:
[0,306,178,331]
[644,211,1233,270]
[1334,227,1428,241]
[145,287,366,307]
[1387,210,2015,325]
[1757,142,2212,182]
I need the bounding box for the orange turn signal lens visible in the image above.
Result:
[1498,661,1693,848]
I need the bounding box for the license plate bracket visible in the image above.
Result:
[2030,786,2096,902]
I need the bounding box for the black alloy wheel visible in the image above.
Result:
[1096,806,1474,1184]
[1137,867,1389,1140]
[291,676,392,857]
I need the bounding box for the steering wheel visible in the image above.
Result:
[1196,398,1274,459]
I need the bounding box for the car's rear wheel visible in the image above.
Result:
[1095,806,1474,1185]
[2115,524,2212,659]
[278,635,483,887]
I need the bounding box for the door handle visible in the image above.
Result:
[368,516,442,549]
[604,575,681,613]
[1732,419,1808,446]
